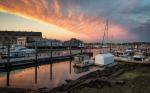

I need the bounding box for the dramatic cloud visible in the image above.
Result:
[0,0,149,42]
[134,20,150,42]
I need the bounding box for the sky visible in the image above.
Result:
[0,0,150,42]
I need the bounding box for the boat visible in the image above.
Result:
[73,55,94,67]
[11,45,35,54]
[133,52,145,62]
[1,45,35,59]
[115,51,150,64]
[94,20,115,66]
[95,53,114,66]
[74,66,89,73]
[114,50,129,57]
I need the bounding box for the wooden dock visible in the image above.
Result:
[0,52,93,69]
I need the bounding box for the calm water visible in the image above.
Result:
[0,49,103,89]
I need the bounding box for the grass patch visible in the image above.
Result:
[117,66,150,80]
[118,72,142,80]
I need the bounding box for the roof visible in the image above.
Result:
[96,53,114,57]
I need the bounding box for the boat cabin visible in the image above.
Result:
[95,53,114,66]
[74,55,90,63]
[133,52,145,62]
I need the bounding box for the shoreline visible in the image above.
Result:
[0,63,150,93]
[49,63,133,93]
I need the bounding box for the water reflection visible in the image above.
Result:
[50,63,52,80]
[6,69,10,86]
[0,49,102,89]
[69,61,72,74]
[35,65,38,84]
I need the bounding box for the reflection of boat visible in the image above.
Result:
[73,55,94,67]
[74,66,89,74]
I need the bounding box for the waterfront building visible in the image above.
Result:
[31,38,63,47]
[64,38,84,47]
[17,37,27,46]
[0,31,42,45]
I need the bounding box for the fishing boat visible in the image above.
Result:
[133,52,145,62]
[1,45,35,59]
[115,51,150,64]
[73,54,94,67]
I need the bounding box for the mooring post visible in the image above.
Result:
[35,42,38,64]
[69,41,72,56]
[50,41,53,61]
[34,42,38,84]
[89,45,92,53]
[7,41,10,67]
[80,44,83,54]
[6,41,10,86]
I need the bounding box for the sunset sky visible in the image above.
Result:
[0,0,149,42]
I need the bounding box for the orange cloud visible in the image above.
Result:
[0,0,129,41]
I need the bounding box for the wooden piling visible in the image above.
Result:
[6,41,10,86]
[35,42,38,65]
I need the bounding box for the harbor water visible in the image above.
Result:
[0,49,103,89]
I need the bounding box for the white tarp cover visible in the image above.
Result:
[95,53,114,65]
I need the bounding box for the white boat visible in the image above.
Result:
[1,45,35,58]
[73,55,94,67]
[115,51,148,63]
[94,20,115,66]
[95,53,114,66]
[133,55,145,62]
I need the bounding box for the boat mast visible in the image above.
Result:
[101,19,109,52]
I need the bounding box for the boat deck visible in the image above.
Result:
[115,57,150,64]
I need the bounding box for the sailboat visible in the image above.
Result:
[94,20,115,66]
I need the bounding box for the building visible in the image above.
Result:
[0,31,42,45]
[31,38,63,47]
[64,38,84,47]
[17,37,27,46]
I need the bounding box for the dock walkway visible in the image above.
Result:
[0,52,92,69]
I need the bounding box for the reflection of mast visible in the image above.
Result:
[50,63,53,80]
[35,65,38,84]
[6,69,10,86]
[69,61,72,74]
